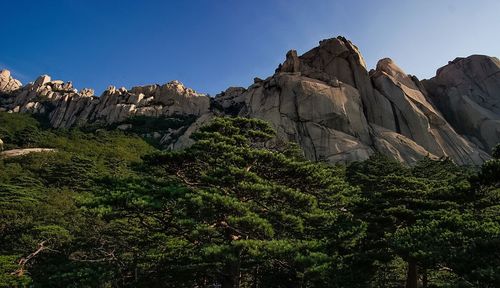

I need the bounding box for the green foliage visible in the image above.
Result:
[109,115,197,147]
[138,117,366,287]
[0,112,46,149]
[1,113,499,287]
[115,115,196,134]
[455,143,500,287]
[0,255,31,287]
[492,143,500,159]
[347,154,500,287]
[0,112,158,286]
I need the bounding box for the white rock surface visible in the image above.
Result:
[0,148,56,159]
[0,70,22,93]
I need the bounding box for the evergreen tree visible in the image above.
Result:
[2,112,500,288]
[90,117,366,287]
[449,143,500,287]
[347,155,481,287]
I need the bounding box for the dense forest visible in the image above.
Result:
[0,112,499,288]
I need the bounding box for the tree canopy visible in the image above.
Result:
[1,112,499,287]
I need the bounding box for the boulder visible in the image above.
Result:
[171,113,215,150]
[0,148,56,159]
[79,88,94,97]
[214,87,248,114]
[117,124,133,131]
[157,80,210,116]
[370,124,438,164]
[0,70,22,93]
[33,75,51,90]
[280,50,301,73]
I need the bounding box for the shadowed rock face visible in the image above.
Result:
[1,36,498,165]
[370,58,488,165]
[423,55,500,153]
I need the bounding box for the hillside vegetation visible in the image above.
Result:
[0,112,499,287]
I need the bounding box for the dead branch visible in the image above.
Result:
[11,240,49,276]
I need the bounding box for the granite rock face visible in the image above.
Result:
[0,73,210,128]
[215,37,491,164]
[370,58,487,165]
[423,55,500,153]
[242,73,373,163]
[1,36,498,165]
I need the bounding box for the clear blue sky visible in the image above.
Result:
[1,0,499,95]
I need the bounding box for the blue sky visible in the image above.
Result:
[1,0,499,95]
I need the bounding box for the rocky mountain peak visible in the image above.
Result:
[376,58,408,80]
[374,58,427,93]
[217,37,494,164]
[275,36,369,88]
[1,37,499,165]
[278,49,300,73]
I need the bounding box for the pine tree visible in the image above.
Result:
[98,117,367,287]
[347,155,479,287]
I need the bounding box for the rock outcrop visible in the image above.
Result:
[0,73,210,128]
[220,73,375,163]
[0,70,22,94]
[370,58,487,164]
[1,36,498,165]
[0,148,56,159]
[423,55,500,153]
[215,37,491,164]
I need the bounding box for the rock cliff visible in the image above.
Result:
[423,55,500,153]
[1,36,498,165]
[215,37,493,164]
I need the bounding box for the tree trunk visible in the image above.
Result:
[252,266,259,288]
[221,230,242,288]
[405,259,418,288]
[221,260,240,288]
[422,269,428,288]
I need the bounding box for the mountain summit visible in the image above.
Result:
[1,36,499,165]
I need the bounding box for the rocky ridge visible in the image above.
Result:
[1,36,499,165]
[0,75,209,129]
